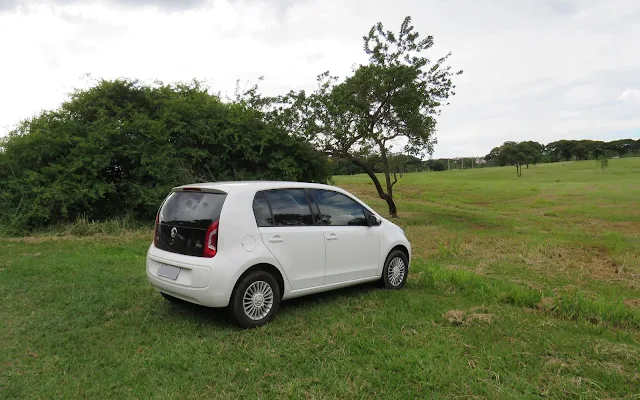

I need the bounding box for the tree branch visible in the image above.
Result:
[348,156,387,198]
[368,82,394,132]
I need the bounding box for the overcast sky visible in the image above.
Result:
[0,0,638,158]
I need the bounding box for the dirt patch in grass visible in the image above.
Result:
[443,309,495,326]
[537,297,555,312]
[600,361,625,374]
[545,356,569,368]
[624,299,640,309]
[448,234,638,289]
[593,340,640,363]
[566,217,640,237]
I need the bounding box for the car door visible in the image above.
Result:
[254,189,326,290]
[308,189,380,285]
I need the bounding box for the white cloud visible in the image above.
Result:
[1,0,639,158]
[618,89,640,102]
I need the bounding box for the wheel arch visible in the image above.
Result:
[231,263,286,299]
[388,244,410,268]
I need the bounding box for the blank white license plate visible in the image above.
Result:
[157,264,180,280]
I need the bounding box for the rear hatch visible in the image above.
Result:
[154,190,227,257]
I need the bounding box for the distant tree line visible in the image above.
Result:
[329,154,481,175]
[327,138,640,177]
[483,139,639,176]
[543,139,639,161]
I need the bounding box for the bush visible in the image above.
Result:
[0,79,330,233]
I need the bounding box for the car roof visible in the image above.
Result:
[172,181,346,194]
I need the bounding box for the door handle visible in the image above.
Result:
[326,233,338,241]
[268,235,283,243]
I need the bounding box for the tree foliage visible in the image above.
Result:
[266,16,462,217]
[544,139,638,162]
[0,79,329,233]
[484,141,542,176]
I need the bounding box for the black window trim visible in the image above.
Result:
[304,189,322,226]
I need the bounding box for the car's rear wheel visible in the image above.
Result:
[382,250,408,289]
[229,270,281,329]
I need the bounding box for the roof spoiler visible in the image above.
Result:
[171,186,227,194]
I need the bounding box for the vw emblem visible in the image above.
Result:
[170,227,177,238]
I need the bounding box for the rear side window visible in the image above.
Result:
[262,189,314,226]
[310,189,367,226]
[252,192,273,227]
[160,191,227,229]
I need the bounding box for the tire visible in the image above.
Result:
[381,250,409,289]
[229,270,281,329]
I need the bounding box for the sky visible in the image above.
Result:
[0,0,639,158]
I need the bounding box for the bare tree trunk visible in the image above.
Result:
[379,147,395,199]
[349,156,398,218]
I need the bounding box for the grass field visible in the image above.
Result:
[1,158,639,399]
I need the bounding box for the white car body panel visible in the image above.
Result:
[258,226,326,290]
[322,225,380,284]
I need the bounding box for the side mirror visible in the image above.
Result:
[368,214,381,227]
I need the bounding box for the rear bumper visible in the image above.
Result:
[146,244,240,307]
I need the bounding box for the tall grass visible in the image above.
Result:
[0,214,152,238]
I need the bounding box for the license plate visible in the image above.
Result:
[157,264,181,280]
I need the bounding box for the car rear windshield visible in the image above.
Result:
[159,191,227,229]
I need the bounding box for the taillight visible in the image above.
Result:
[153,212,160,246]
[203,220,219,258]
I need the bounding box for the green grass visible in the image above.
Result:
[1,158,640,398]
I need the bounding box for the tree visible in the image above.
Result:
[546,139,586,161]
[484,146,502,165]
[596,156,609,173]
[572,143,588,160]
[586,140,606,159]
[267,16,462,217]
[497,142,524,177]
[521,141,544,166]
[516,142,539,169]
[486,141,538,176]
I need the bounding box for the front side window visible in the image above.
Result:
[263,189,314,226]
[310,189,367,226]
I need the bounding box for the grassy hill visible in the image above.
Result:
[337,157,640,306]
[1,158,638,398]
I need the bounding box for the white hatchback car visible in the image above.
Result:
[146,181,411,328]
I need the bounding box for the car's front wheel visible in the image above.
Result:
[229,270,281,329]
[382,250,408,289]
